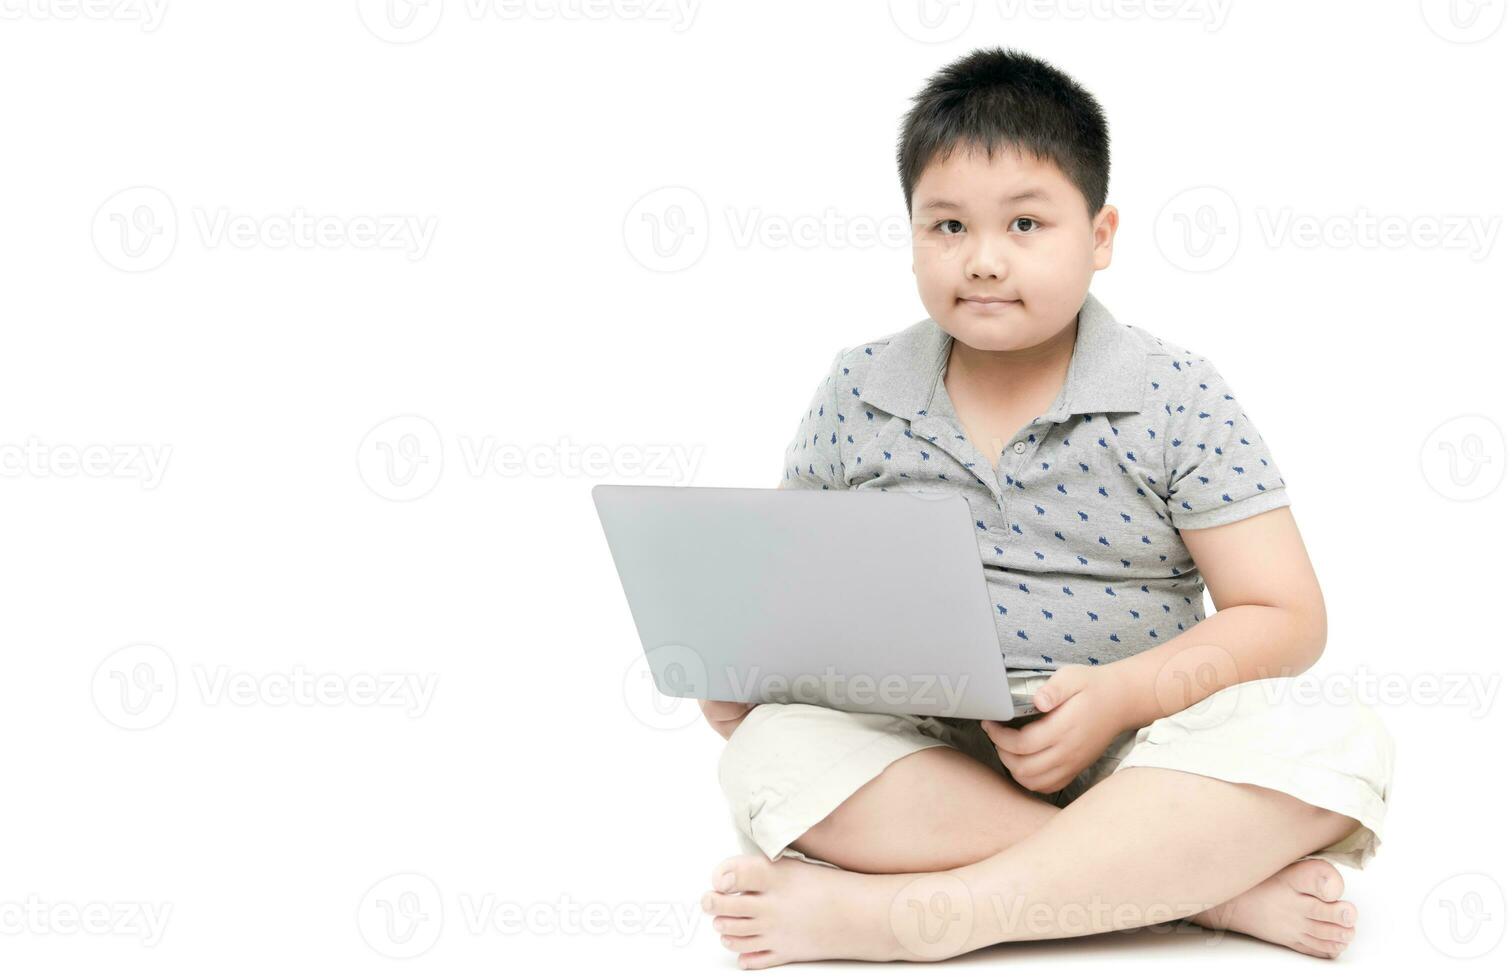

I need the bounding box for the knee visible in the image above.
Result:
[716,701,913,808]
[716,702,837,797]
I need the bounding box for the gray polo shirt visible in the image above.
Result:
[779,292,1291,672]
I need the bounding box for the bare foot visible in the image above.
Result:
[1190,858,1357,958]
[698,854,967,969]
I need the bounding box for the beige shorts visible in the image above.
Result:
[718,674,1394,871]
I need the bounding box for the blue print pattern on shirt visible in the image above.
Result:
[777,296,1290,673]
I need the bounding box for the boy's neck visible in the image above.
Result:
[943,313,1079,402]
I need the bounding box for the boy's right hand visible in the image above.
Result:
[699,699,755,740]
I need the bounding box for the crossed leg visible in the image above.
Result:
[707,744,1360,968]
[789,745,1061,873]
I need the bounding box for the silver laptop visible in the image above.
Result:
[591,484,1046,720]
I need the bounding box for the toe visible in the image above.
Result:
[721,933,768,953]
[1312,931,1348,955]
[703,890,760,918]
[1282,858,1345,902]
[713,915,762,938]
[712,854,773,894]
[1304,921,1355,945]
[738,950,785,970]
[1314,898,1356,928]
[1298,935,1347,959]
[1304,896,1346,924]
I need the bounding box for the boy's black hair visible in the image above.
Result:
[896,46,1110,219]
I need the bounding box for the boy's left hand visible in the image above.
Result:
[979,664,1132,795]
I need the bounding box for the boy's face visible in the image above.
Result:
[910,143,1117,353]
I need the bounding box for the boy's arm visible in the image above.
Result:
[1102,504,1327,729]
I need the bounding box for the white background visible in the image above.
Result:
[1,0,1508,975]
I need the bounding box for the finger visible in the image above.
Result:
[1005,752,1054,784]
[979,718,1023,751]
[1016,761,1074,794]
[1003,740,1069,777]
[700,700,752,723]
[1032,675,1085,712]
[981,718,1045,755]
[988,715,1057,755]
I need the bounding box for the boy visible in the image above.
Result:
[696,47,1394,968]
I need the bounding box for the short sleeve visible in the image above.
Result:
[779,348,848,491]
[1163,356,1290,529]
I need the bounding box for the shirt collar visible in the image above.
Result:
[859,291,1148,424]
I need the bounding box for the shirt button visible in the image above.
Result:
[1012,441,1027,454]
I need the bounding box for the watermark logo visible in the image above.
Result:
[1154,186,1241,273]
[358,872,445,958]
[624,645,708,731]
[888,0,974,43]
[92,643,177,731]
[889,873,974,959]
[1421,415,1505,502]
[1149,643,1240,728]
[92,186,177,273]
[1421,872,1505,958]
[357,415,446,502]
[1421,0,1506,43]
[356,0,445,42]
[624,186,709,273]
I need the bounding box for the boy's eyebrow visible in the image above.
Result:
[918,188,1052,211]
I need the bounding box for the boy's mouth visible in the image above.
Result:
[958,295,1021,311]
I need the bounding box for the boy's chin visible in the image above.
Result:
[942,312,1040,352]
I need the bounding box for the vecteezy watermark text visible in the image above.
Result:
[357,415,703,502]
[0,438,170,488]
[0,0,168,31]
[92,644,440,730]
[0,896,172,947]
[356,0,702,43]
[193,665,438,718]
[93,186,437,272]
[357,872,700,959]
[722,665,971,715]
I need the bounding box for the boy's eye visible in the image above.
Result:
[935,219,965,235]
[1012,216,1040,233]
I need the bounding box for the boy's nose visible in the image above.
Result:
[962,238,1010,280]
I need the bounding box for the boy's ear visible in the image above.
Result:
[1091,204,1119,271]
